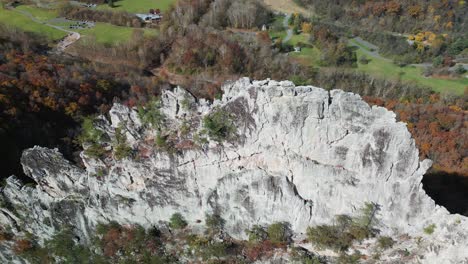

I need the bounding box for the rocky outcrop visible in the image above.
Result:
[1,78,467,263]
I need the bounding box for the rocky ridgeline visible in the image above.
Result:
[0,78,467,263]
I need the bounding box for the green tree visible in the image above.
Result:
[267,222,289,244]
[205,213,225,233]
[306,225,353,251]
[423,224,436,235]
[290,247,325,264]
[355,202,379,232]
[246,225,268,243]
[307,202,381,252]
[77,117,106,158]
[78,117,103,144]
[337,251,362,264]
[169,213,187,229]
[377,236,395,249]
[359,55,370,64]
[113,125,132,160]
[455,65,467,75]
[138,98,165,130]
[432,56,443,67]
[202,108,236,142]
[46,229,94,263]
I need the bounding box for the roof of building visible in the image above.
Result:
[136,14,162,20]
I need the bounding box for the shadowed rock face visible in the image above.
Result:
[0,78,467,263]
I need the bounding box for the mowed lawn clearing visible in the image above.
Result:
[15,5,59,21]
[270,31,287,41]
[354,47,467,95]
[270,29,310,45]
[0,6,66,40]
[290,46,321,66]
[287,33,309,46]
[97,0,177,13]
[269,31,321,66]
[77,23,158,44]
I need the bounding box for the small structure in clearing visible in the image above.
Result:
[136,8,163,24]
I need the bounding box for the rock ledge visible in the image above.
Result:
[1,78,467,263]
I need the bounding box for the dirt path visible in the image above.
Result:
[12,8,81,52]
[262,0,309,15]
[57,32,81,51]
[283,14,292,43]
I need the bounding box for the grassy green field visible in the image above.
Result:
[270,28,467,94]
[353,44,467,95]
[270,31,310,45]
[349,39,373,52]
[290,46,321,66]
[269,31,321,66]
[77,23,158,44]
[270,31,287,41]
[15,5,58,21]
[0,4,159,45]
[97,0,176,13]
[288,33,310,45]
[0,6,66,40]
[269,15,284,30]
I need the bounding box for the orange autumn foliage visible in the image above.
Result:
[365,96,467,176]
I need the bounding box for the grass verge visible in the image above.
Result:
[0,5,66,40]
[97,0,177,14]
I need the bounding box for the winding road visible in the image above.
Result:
[283,13,293,43]
[350,37,389,61]
[350,37,439,69]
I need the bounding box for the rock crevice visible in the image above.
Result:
[0,78,467,263]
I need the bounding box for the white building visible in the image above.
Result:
[136,13,162,23]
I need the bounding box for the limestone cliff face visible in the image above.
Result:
[1,78,467,263]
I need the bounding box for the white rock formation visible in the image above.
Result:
[1,78,467,263]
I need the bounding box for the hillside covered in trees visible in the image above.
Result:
[0,0,468,262]
[295,0,468,35]
[2,0,466,177]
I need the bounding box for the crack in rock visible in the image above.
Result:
[0,78,466,263]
